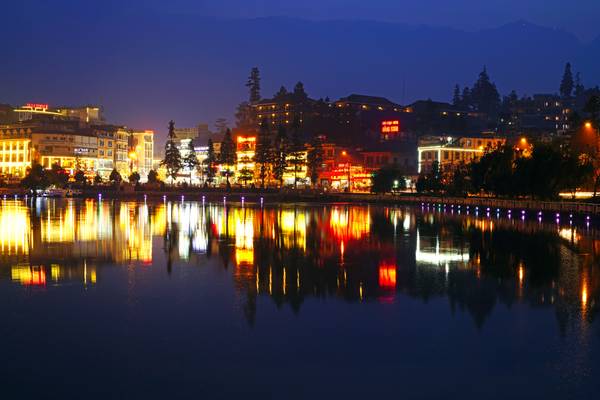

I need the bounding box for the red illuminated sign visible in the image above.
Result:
[25,103,49,111]
[381,120,399,134]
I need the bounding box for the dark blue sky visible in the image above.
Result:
[3,1,600,140]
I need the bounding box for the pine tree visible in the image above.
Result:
[461,87,471,109]
[293,82,308,102]
[161,120,182,183]
[183,140,199,184]
[560,62,574,98]
[575,72,585,98]
[274,86,289,101]
[452,84,461,106]
[307,135,324,188]
[246,67,261,103]
[219,128,236,188]
[235,101,255,131]
[255,118,272,188]
[272,125,288,187]
[204,138,217,185]
[471,67,500,117]
[287,117,306,188]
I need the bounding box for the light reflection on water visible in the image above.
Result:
[0,198,598,397]
[0,198,597,331]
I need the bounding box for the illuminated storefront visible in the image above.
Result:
[0,127,32,178]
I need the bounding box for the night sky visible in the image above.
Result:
[2,0,600,142]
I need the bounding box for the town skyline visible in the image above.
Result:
[3,11,600,139]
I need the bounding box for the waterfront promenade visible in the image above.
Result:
[3,186,600,216]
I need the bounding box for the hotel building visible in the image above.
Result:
[417,134,506,173]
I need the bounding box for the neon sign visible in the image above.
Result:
[25,103,49,111]
[381,120,399,133]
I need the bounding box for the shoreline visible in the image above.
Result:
[3,187,600,215]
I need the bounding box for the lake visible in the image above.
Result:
[0,199,598,399]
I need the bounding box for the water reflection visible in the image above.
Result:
[0,198,598,334]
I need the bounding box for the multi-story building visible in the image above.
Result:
[130,130,154,180]
[236,135,256,185]
[0,126,32,179]
[31,126,98,174]
[417,134,506,173]
[93,125,117,178]
[56,105,103,123]
[115,127,130,177]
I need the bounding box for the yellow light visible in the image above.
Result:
[520,137,527,144]
[341,150,347,156]
[585,121,593,129]
[128,152,137,159]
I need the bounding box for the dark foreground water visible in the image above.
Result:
[0,199,598,399]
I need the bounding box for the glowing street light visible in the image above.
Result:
[585,121,593,129]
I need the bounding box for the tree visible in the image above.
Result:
[470,145,514,196]
[306,135,324,187]
[183,140,199,184]
[238,167,253,187]
[274,86,288,101]
[461,87,472,109]
[272,125,288,187]
[415,161,443,194]
[74,169,87,185]
[235,101,255,130]
[93,173,103,185]
[109,169,122,185]
[560,62,574,98]
[246,67,261,103]
[219,128,236,188]
[452,84,461,106]
[161,120,182,183]
[471,67,500,118]
[21,163,48,192]
[147,169,159,184]
[47,163,69,187]
[255,119,272,188]
[293,81,308,102]
[204,138,218,186]
[287,118,305,188]
[214,118,228,135]
[371,166,405,194]
[129,171,141,185]
[575,72,585,98]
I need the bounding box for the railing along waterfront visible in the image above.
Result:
[340,193,600,215]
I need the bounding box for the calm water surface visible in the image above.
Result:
[0,199,598,399]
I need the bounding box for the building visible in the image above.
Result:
[114,127,130,177]
[0,126,32,179]
[31,125,98,174]
[130,130,154,180]
[93,125,117,178]
[56,106,103,123]
[236,135,256,185]
[417,134,506,173]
